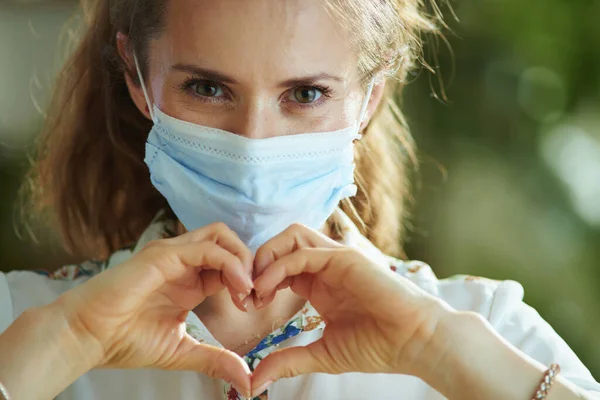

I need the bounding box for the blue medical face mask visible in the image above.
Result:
[134,55,375,252]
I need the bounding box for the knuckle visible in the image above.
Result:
[239,248,252,264]
[299,246,320,259]
[139,243,181,267]
[254,246,272,268]
[279,365,298,379]
[242,248,252,260]
[196,361,213,378]
[287,222,308,233]
[294,247,310,260]
[204,350,227,379]
[254,246,266,260]
[202,363,219,379]
[209,221,230,233]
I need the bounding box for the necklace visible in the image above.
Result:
[229,317,288,353]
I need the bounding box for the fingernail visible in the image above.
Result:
[251,380,273,398]
[234,294,249,311]
[255,296,263,309]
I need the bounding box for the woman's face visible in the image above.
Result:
[126,0,378,138]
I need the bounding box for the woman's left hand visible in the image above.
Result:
[250,223,455,396]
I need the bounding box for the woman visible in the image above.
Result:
[0,0,598,399]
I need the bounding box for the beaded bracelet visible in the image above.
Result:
[0,380,10,400]
[531,363,561,400]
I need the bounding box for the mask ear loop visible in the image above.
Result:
[357,78,376,129]
[133,53,156,123]
[334,78,375,233]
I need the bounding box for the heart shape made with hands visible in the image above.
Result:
[213,223,346,396]
[69,219,428,400]
[204,222,433,399]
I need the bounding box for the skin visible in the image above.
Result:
[127,0,378,135]
[120,0,386,356]
[0,0,594,399]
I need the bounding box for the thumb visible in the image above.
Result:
[174,336,252,397]
[251,341,332,397]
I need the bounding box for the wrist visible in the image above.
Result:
[50,297,104,371]
[417,310,571,400]
[45,299,105,372]
[414,310,493,396]
[395,299,458,380]
[0,303,100,399]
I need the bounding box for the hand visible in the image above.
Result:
[54,222,255,396]
[250,224,454,396]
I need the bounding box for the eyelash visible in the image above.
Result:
[180,76,229,104]
[284,84,332,110]
[179,76,333,109]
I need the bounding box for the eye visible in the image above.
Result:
[191,81,224,98]
[290,86,323,104]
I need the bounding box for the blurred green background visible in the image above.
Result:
[1,0,599,379]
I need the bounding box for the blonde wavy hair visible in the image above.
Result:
[24,0,446,260]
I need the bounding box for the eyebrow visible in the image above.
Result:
[170,63,345,87]
[171,63,239,84]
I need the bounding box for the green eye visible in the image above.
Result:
[292,87,322,103]
[193,82,223,97]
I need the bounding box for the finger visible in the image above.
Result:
[256,276,314,311]
[183,242,253,295]
[232,293,251,312]
[219,274,249,312]
[251,341,332,397]
[255,278,292,310]
[254,223,339,277]
[200,270,226,298]
[229,290,250,313]
[288,274,313,300]
[185,272,248,313]
[254,248,341,298]
[207,225,254,283]
[278,277,292,290]
[174,271,249,313]
[161,222,254,282]
[146,241,253,296]
[174,336,252,398]
[255,290,276,310]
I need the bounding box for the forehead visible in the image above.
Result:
[156,0,358,84]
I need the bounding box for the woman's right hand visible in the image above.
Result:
[53,222,255,395]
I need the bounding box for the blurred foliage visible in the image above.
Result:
[403,0,600,378]
[0,0,599,379]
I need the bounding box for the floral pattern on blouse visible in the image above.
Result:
[32,259,103,280]
[200,305,326,400]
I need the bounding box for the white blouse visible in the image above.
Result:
[1,211,599,400]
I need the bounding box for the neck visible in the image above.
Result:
[180,220,335,354]
[193,287,306,352]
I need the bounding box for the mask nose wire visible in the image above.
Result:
[133,53,156,123]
